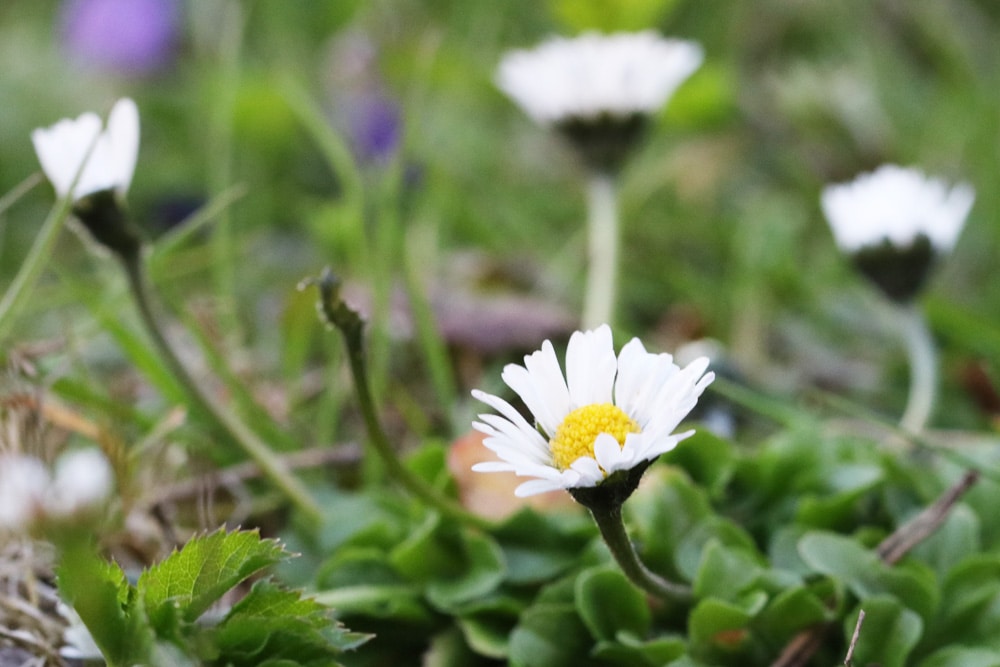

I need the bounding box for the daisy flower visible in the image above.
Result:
[821,165,974,302]
[0,450,113,533]
[497,31,703,126]
[497,31,703,173]
[31,97,139,201]
[821,164,974,254]
[471,325,714,497]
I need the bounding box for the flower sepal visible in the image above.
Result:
[567,459,653,513]
[850,233,936,303]
[72,187,144,260]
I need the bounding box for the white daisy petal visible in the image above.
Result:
[566,324,616,406]
[593,433,627,474]
[32,98,140,201]
[504,340,571,435]
[497,31,703,125]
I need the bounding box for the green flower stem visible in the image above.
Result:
[312,269,493,531]
[120,248,321,522]
[582,172,620,330]
[0,185,73,340]
[897,302,937,434]
[587,500,692,603]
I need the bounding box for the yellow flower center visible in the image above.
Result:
[549,403,640,471]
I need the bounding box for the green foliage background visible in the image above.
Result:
[2,0,1000,666]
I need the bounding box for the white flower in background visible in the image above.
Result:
[471,325,714,497]
[0,455,50,531]
[49,448,115,517]
[821,164,974,254]
[31,97,140,200]
[496,31,703,125]
[0,449,113,533]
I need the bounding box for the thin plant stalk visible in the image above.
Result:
[897,302,937,434]
[0,188,74,339]
[119,249,322,521]
[312,270,492,531]
[582,172,620,329]
[206,0,244,344]
[587,501,691,602]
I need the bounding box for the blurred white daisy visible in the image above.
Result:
[821,164,974,254]
[497,32,703,173]
[31,97,139,200]
[0,455,50,531]
[471,324,714,497]
[497,31,703,125]
[0,449,113,533]
[821,165,974,302]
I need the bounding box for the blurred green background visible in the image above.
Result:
[1,0,999,438]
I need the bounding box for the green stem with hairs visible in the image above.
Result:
[571,476,692,602]
[310,269,492,531]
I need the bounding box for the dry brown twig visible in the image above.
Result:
[843,609,865,666]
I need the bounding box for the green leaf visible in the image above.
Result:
[663,430,737,498]
[909,503,980,577]
[692,540,763,601]
[918,646,1000,667]
[458,614,515,659]
[140,528,289,627]
[494,508,593,585]
[753,586,830,646]
[923,554,1000,649]
[210,579,370,666]
[795,463,883,530]
[508,603,597,667]
[575,566,651,642]
[842,597,922,667]
[688,593,767,654]
[798,531,938,621]
[57,540,156,666]
[625,465,713,577]
[311,584,432,623]
[426,529,507,611]
[676,517,758,582]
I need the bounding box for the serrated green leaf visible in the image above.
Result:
[57,540,156,666]
[575,566,650,642]
[140,528,289,627]
[209,579,370,666]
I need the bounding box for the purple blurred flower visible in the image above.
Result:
[60,0,181,76]
[344,92,402,164]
